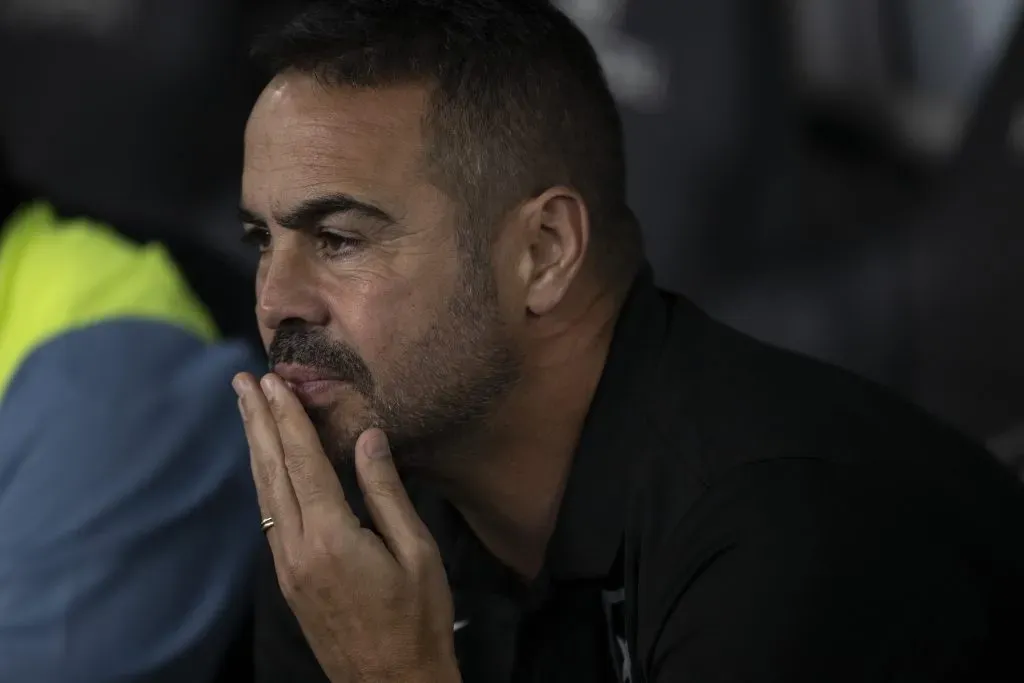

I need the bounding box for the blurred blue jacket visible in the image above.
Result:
[0,202,262,682]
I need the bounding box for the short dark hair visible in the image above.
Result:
[252,0,642,283]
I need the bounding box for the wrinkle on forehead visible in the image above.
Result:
[247,75,428,172]
[243,74,435,215]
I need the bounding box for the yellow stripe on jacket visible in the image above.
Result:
[0,202,218,400]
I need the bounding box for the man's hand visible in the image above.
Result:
[234,372,461,683]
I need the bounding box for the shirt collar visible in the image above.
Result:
[543,265,668,579]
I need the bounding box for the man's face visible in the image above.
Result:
[241,74,521,469]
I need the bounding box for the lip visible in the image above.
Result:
[272,364,345,404]
[272,363,343,385]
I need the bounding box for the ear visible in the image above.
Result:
[516,186,589,316]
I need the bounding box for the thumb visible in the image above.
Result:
[355,429,430,563]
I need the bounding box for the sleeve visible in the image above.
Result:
[0,203,263,682]
[645,459,989,683]
[0,321,263,683]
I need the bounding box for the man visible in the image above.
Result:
[237,1,1024,681]
[0,201,261,682]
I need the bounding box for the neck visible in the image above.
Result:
[429,280,623,579]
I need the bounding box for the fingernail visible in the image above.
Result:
[231,376,244,397]
[366,431,391,460]
[260,374,276,395]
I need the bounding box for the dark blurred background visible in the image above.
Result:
[1,0,1021,470]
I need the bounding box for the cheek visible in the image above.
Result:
[491,255,527,322]
[324,271,433,362]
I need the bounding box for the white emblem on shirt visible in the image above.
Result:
[453,619,470,633]
[616,635,633,682]
[602,587,632,682]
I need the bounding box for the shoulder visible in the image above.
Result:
[628,458,1019,681]
[632,457,898,589]
[628,295,1019,548]
[0,200,258,504]
[622,298,1024,670]
[628,293,1022,551]
[637,293,993,494]
[0,201,217,400]
[0,318,260,497]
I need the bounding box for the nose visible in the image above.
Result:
[256,241,330,331]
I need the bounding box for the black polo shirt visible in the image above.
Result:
[254,268,1024,682]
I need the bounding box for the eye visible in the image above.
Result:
[317,230,361,257]
[241,226,271,253]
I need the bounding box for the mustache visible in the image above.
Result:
[267,325,373,390]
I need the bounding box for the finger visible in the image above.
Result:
[260,373,355,526]
[233,372,302,541]
[355,429,435,568]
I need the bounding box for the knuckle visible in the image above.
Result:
[365,478,402,500]
[282,445,312,476]
[306,527,338,558]
[298,483,333,508]
[276,555,310,599]
[407,535,441,573]
[275,540,338,600]
[255,461,284,492]
[282,450,305,479]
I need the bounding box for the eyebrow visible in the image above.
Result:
[238,193,396,231]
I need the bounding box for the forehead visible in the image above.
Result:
[243,74,430,211]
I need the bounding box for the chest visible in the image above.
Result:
[255,577,642,683]
[450,579,641,683]
[255,492,649,683]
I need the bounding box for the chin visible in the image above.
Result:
[302,406,361,461]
